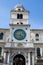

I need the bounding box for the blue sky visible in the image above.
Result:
[0,0,43,29]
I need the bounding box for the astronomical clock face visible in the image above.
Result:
[13,29,26,40]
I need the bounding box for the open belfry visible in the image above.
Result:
[0,4,43,65]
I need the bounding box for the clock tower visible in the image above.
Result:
[5,4,35,65]
[9,4,30,43]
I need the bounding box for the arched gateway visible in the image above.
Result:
[13,54,25,65]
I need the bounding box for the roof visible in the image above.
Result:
[0,28,9,31]
[0,28,43,31]
[11,4,29,13]
[30,29,43,31]
[14,4,25,10]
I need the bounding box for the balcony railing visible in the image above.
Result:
[5,42,34,48]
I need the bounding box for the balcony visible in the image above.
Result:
[5,42,34,48]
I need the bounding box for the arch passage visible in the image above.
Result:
[13,54,25,65]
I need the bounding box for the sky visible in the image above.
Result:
[0,0,43,29]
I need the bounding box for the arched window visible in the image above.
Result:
[0,47,2,56]
[19,14,23,19]
[0,32,4,40]
[35,34,39,41]
[37,48,41,58]
[17,14,23,19]
[17,14,19,19]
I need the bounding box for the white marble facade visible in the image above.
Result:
[3,4,34,65]
[1,4,43,65]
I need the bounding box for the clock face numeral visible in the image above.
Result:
[13,29,26,40]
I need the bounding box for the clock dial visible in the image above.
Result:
[13,29,26,40]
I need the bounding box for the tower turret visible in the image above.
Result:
[9,4,30,43]
[10,4,30,25]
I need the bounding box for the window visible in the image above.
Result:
[35,34,39,41]
[17,23,19,24]
[17,14,23,19]
[20,22,23,24]
[18,9,21,11]
[19,14,23,19]
[0,47,2,56]
[17,14,19,19]
[37,48,41,58]
[0,32,4,40]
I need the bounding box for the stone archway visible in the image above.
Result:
[13,54,25,65]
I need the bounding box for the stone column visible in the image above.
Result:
[7,52,10,64]
[28,52,30,65]
[26,53,28,65]
[32,52,34,65]
[4,52,6,63]
[5,51,8,64]
[9,51,13,65]
[28,52,34,65]
[4,51,9,64]
[9,58,13,65]
[30,52,32,65]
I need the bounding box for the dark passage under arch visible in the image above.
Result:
[13,54,25,65]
